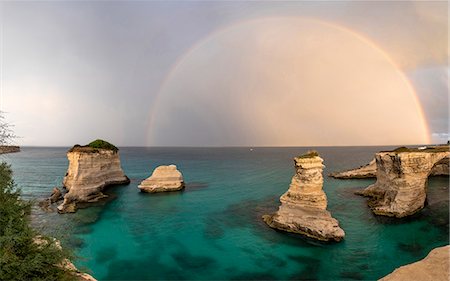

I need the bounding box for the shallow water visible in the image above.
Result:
[5,147,449,280]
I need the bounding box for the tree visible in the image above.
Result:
[0,112,76,280]
[0,111,17,146]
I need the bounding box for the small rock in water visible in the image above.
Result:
[138,165,185,193]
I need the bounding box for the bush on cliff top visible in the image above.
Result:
[0,163,75,281]
[69,139,119,153]
[87,139,118,152]
[297,150,319,159]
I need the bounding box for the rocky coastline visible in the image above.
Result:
[263,152,345,242]
[331,146,449,179]
[379,245,449,281]
[0,145,20,154]
[57,140,130,213]
[356,146,449,217]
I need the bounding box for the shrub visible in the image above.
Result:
[87,139,118,152]
[0,163,75,281]
[297,150,319,159]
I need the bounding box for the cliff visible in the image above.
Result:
[138,165,184,193]
[263,152,345,242]
[379,245,449,281]
[357,147,449,217]
[331,154,448,179]
[330,159,377,179]
[58,141,129,213]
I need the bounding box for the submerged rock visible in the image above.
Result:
[58,140,130,213]
[357,146,449,218]
[138,165,184,193]
[263,152,345,242]
[379,245,449,281]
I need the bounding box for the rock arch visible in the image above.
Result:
[358,148,449,218]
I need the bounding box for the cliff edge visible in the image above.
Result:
[58,140,130,213]
[379,245,449,281]
[357,146,449,217]
[263,152,345,242]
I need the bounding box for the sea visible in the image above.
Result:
[4,146,449,281]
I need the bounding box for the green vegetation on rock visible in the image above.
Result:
[0,163,75,281]
[69,139,119,153]
[297,150,319,159]
[87,139,118,152]
[383,146,449,154]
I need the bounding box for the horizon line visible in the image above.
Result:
[12,143,443,149]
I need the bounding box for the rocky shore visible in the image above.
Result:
[380,245,449,281]
[0,145,20,154]
[357,146,449,217]
[263,152,345,242]
[330,159,377,179]
[58,140,130,213]
[138,165,185,193]
[331,146,449,179]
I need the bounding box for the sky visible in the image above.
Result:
[0,1,448,147]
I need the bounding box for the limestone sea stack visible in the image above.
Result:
[138,165,184,193]
[263,152,345,242]
[357,146,449,218]
[379,245,449,281]
[58,140,130,213]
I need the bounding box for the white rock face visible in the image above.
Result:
[58,148,129,213]
[331,156,448,179]
[358,149,449,217]
[138,165,184,193]
[330,159,377,179]
[263,154,345,242]
[379,245,449,281]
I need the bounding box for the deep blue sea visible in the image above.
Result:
[4,147,449,280]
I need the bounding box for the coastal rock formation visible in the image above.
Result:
[430,156,449,176]
[357,146,449,217]
[379,245,449,281]
[330,159,377,179]
[58,140,130,213]
[263,152,345,242]
[0,145,20,154]
[33,236,97,281]
[38,187,63,212]
[138,165,184,193]
[331,155,448,179]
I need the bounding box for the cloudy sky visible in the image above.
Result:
[0,1,448,146]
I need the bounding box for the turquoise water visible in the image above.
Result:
[5,147,449,280]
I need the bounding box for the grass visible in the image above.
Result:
[382,145,449,154]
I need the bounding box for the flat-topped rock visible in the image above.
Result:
[357,146,449,217]
[263,152,345,242]
[138,165,184,193]
[379,245,449,281]
[58,140,130,213]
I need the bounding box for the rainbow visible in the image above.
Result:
[146,17,430,146]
